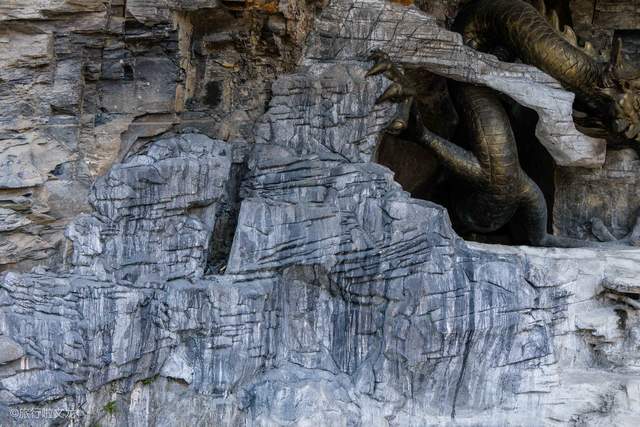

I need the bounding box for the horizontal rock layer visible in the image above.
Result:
[66,133,236,281]
[2,143,640,425]
[2,0,640,426]
[0,0,319,271]
[304,0,606,167]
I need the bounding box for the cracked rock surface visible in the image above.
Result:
[66,133,237,282]
[0,0,321,272]
[2,0,640,426]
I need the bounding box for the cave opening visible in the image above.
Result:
[375,73,557,245]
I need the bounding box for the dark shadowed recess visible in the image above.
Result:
[374,0,624,245]
[375,74,556,245]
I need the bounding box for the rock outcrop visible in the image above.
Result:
[2,0,640,426]
[66,133,238,281]
[0,0,321,272]
[304,0,606,167]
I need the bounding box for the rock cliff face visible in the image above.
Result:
[0,0,321,271]
[2,0,640,426]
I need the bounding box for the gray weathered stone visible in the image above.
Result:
[304,0,606,167]
[2,1,640,426]
[0,336,24,365]
[66,133,235,281]
[2,145,640,424]
[0,0,319,272]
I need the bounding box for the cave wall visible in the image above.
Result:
[376,0,640,243]
[2,0,635,269]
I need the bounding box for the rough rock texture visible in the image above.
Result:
[3,142,640,425]
[0,0,322,272]
[303,0,606,167]
[2,0,640,426]
[4,140,640,425]
[66,133,240,281]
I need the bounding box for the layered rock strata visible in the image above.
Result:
[2,1,640,426]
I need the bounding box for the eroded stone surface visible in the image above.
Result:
[2,1,640,426]
[0,336,24,365]
[2,143,640,425]
[0,0,321,272]
[304,0,606,167]
[66,133,236,281]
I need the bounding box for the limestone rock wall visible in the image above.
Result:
[0,0,322,272]
[66,133,238,281]
[2,0,640,426]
